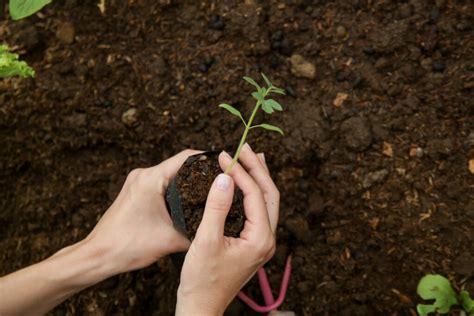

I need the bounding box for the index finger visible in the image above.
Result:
[218,152,271,235]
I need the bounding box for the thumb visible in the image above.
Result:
[196,174,234,239]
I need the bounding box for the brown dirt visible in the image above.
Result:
[1,1,473,315]
[170,151,244,239]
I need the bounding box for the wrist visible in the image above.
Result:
[176,288,224,316]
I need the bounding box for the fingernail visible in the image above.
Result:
[258,153,266,162]
[244,142,253,152]
[221,151,232,158]
[215,174,231,191]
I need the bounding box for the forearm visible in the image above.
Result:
[0,240,117,316]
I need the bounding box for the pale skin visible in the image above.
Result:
[0,144,279,316]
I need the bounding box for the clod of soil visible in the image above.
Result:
[167,152,245,239]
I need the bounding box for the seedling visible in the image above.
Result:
[0,45,35,78]
[417,274,474,316]
[218,73,285,174]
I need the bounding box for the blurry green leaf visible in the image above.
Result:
[416,275,458,315]
[255,123,284,135]
[9,0,52,20]
[461,291,474,314]
[261,73,272,87]
[218,103,245,124]
[261,102,274,114]
[417,304,438,316]
[0,44,35,78]
[265,99,283,111]
[252,91,264,102]
[271,87,286,95]
[243,76,260,90]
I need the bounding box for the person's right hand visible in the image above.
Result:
[176,144,280,316]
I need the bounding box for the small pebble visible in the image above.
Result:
[56,22,75,44]
[122,108,138,126]
[336,25,347,38]
[209,15,225,30]
[432,61,445,72]
[362,47,375,55]
[290,54,316,79]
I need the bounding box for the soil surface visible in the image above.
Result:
[1,1,473,315]
[170,152,244,238]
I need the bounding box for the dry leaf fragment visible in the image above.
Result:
[333,92,348,107]
[368,217,380,230]
[383,142,393,157]
[469,159,474,174]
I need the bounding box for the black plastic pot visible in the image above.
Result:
[165,151,245,267]
[165,152,219,237]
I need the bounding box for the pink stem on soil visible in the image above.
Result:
[237,256,292,313]
[258,267,275,305]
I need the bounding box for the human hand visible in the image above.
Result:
[176,144,280,316]
[84,149,200,275]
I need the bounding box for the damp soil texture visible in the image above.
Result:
[1,1,473,315]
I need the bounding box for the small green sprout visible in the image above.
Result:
[0,45,35,78]
[9,0,52,20]
[417,274,474,316]
[218,73,285,174]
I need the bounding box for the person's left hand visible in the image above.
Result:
[84,149,200,274]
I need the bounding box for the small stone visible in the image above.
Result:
[362,47,375,55]
[432,61,445,72]
[336,25,347,38]
[285,216,311,243]
[209,15,225,30]
[362,169,389,189]
[341,117,373,151]
[121,108,138,126]
[420,58,433,71]
[409,146,421,157]
[326,230,342,245]
[290,54,316,79]
[469,159,474,175]
[415,147,424,158]
[375,57,389,70]
[56,22,75,44]
[296,281,312,294]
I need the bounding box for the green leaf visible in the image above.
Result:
[264,99,283,111]
[261,73,272,87]
[252,91,264,102]
[461,290,474,313]
[9,0,52,20]
[218,103,245,124]
[271,87,286,95]
[416,275,458,315]
[417,304,438,316]
[0,45,35,78]
[255,123,284,135]
[243,76,261,90]
[261,102,274,114]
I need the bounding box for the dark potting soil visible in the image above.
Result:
[172,152,245,238]
[1,1,473,315]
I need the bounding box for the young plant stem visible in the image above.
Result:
[224,100,262,174]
